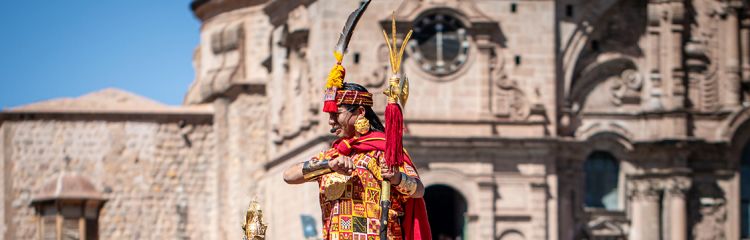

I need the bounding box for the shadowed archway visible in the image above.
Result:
[425,184,468,240]
[742,142,750,238]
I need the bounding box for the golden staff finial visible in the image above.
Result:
[242,199,268,240]
[379,11,413,240]
[382,12,413,74]
[382,12,412,107]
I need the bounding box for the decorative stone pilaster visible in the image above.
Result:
[743,2,750,105]
[720,1,742,109]
[645,1,665,111]
[644,0,688,111]
[669,1,686,110]
[741,8,750,86]
[665,177,691,240]
[628,179,661,240]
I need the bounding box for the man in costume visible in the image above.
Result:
[283,2,430,240]
[282,82,428,240]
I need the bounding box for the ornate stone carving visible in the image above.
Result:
[610,69,643,106]
[202,22,247,99]
[360,44,390,88]
[211,24,244,54]
[626,178,660,202]
[664,177,691,198]
[268,15,318,146]
[686,0,723,111]
[569,0,645,112]
[584,211,629,239]
[490,48,531,120]
[493,76,530,121]
[689,181,727,240]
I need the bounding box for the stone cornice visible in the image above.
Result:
[264,135,334,171]
[404,118,548,126]
[577,109,732,118]
[0,111,213,124]
[262,0,314,27]
[191,0,268,22]
[265,131,736,170]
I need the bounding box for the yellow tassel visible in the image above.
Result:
[325,51,345,89]
[333,51,343,64]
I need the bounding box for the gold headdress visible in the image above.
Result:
[322,0,372,113]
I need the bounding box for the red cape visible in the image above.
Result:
[332,131,432,240]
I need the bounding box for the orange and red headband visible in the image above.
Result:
[322,87,373,113]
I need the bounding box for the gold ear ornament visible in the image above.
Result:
[354,115,371,134]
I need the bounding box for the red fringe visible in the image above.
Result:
[385,103,403,167]
[323,100,338,113]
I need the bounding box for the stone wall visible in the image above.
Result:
[224,93,270,240]
[1,120,215,239]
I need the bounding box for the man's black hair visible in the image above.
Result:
[339,82,385,132]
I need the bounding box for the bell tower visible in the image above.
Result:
[189,1,272,239]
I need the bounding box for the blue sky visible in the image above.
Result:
[0,1,200,109]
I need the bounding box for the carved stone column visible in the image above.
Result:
[477,37,495,117]
[268,25,288,149]
[646,1,665,111]
[629,180,661,240]
[743,13,750,104]
[669,1,686,110]
[722,3,742,109]
[741,14,750,85]
[666,177,691,240]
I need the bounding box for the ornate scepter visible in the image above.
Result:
[380,12,412,240]
[241,200,268,240]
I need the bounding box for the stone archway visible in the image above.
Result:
[742,142,750,238]
[425,184,468,240]
[728,108,750,238]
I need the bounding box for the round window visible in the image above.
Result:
[410,13,470,76]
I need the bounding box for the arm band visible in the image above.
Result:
[395,172,418,196]
[302,158,333,181]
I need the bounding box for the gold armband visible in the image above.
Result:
[395,172,417,196]
[302,159,333,181]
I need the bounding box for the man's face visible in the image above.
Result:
[328,106,364,138]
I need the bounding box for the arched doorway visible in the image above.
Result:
[741,142,750,238]
[425,184,468,240]
[584,151,620,210]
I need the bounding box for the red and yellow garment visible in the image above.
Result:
[313,131,430,240]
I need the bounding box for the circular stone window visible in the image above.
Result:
[410,13,470,76]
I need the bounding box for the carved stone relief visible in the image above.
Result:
[274,38,316,145]
[569,0,646,113]
[584,213,629,239]
[626,178,661,202]
[359,44,389,89]
[491,74,530,121]
[575,1,645,74]
[688,180,727,240]
[611,69,643,106]
[268,7,318,146]
[211,24,244,54]
[202,23,246,99]
[490,48,531,121]
[686,0,724,111]
[576,63,643,113]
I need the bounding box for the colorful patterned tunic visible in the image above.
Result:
[313,148,419,240]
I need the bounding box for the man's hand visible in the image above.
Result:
[381,165,402,184]
[329,155,354,175]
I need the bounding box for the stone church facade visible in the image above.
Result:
[3,0,750,239]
